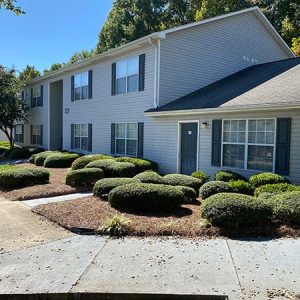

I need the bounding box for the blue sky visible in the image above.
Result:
[0,0,113,72]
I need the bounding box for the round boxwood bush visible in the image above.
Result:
[163,174,203,191]
[134,171,164,184]
[43,153,80,168]
[34,151,61,166]
[191,171,210,183]
[66,168,104,187]
[178,185,197,203]
[0,167,50,188]
[8,146,44,159]
[108,183,184,212]
[93,177,140,199]
[85,159,116,174]
[199,181,233,199]
[215,170,246,182]
[71,154,113,170]
[201,193,272,228]
[249,172,287,188]
[228,180,254,196]
[115,157,158,173]
[254,183,300,197]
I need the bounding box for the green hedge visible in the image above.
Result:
[115,157,158,173]
[134,171,164,184]
[201,193,272,228]
[0,167,50,188]
[178,186,197,204]
[71,154,113,170]
[43,153,80,168]
[66,168,104,187]
[8,146,44,159]
[228,180,254,195]
[199,181,232,199]
[215,170,246,182]
[254,183,300,197]
[108,183,184,212]
[33,151,61,166]
[249,172,287,188]
[163,174,203,191]
[191,171,210,183]
[93,178,140,199]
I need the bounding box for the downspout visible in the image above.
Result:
[148,37,159,108]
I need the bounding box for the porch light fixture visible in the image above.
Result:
[201,122,208,129]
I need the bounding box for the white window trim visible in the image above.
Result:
[221,118,276,173]
[73,124,89,151]
[115,122,138,157]
[74,71,89,101]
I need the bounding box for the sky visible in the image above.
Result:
[0,0,113,73]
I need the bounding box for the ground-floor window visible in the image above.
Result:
[115,123,138,156]
[31,124,43,145]
[14,124,24,143]
[222,119,275,172]
[73,124,88,151]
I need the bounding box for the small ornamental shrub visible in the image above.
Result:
[43,153,80,168]
[215,170,246,182]
[163,174,203,191]
[228,180,254,195]
[29,154,36,164]
[177,186,197,203]
[191,171,210,183]
[85,159,116,175]
[8,146,44,159]
[99,215,132,236]
[93,177,140,199]
[257,192,273,201]
[71,154,113,170]
[0,167,50,188]
[115,157,158,173]
[249,172,287,188]
[66,168,104,187]
[34,151,61,166]
[254,183,300,197]
[134,171,164,184]
[200,193,272,228]
[108,183,184,212]
[107,162,136,178]
[199,181,233,199]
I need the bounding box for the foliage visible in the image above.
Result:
[0,164,16,173]
[199,180,233,199]
[19,65,40,82]
[228,180,254,195]
[163,174,203,191]
[71,154,113,170]
[292,36,300,57]
[249,172,287,188]
[0,0,24,15]
[0,167,49,188]
[33,151,62,166]
[8,146,44,159]
[215,170,246,182]
[254,183,300,197]
[134,171,164,184]
[43,153,80,168]
[108,183,184,212]
[68,50,95,64]
[191,171,210,183]
[43,63,66,75]
[65,168,104,187]
[99,215,132,236]
[115,157,158,173]
[177,185,197,203]
[200,193,272,228]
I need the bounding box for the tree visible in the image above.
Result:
[68,50,95,64]
[292,36,300,57]
[0,0,24,15]
[0,66,29,149]
[19,65,41,82]
[43,62,66,75]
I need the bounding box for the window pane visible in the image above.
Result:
[230,132,238,143]
[127,56,139,75]
[223,144,245,169]
[33,87,40,98]
[238,120,246,131]
[223,120,230,132]
[266,132,274,144]
[247,145,273,171]
[116,139,126,155]
[126,140,137,156]
[127,74,138,92]
[231,120,238,131]
[266,119,275,131]
[256,132,265,144]
[238,132,245,143]
[116,60,127,78]
[74,74,81,88]
[257,120,265,131]
[223,132,230,143]
[126,123,137,139]
[82,86,88,100]
[248,120,256,131]
[74,124,81,136]
[81,124,88,136]
[75,87,81,100]
[16,125,22,134]
[116,123,126,138]
[117,78,126,94]
[74,137,80,149]
[81,72,88,87]
[81,137,88,150]
[248,132,256,143]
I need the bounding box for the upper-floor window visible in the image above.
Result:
[31,86,43,107]
[74,72,88,100]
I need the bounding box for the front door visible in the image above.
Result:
[180,123,198,175]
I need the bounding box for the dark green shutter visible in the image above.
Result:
[88,70,93,99]
[30,125,33,144]
[111,123,116,154]
[31,88,33,107]
[71,76,75,102]
[39,125,43,145]
[88,124,92,152]
[211,120,222,166]
[139,54,145,92]
[275,118,291,175]
[137,122,144,158]
[71,124,74,149]
[21,124,24,143]
[111,63,116,95]
[39,85,43,106]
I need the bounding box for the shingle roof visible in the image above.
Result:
[147,58,300,113]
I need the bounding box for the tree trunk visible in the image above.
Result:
[1,128,14,150]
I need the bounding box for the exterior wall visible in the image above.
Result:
[158,12,291,106]
[0,131,8,141]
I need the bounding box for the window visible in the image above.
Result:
[31,125,42,145]
[222,119,275,172]
[73,124,88,151]
[115,123,138,156]
[74,72,89,100]
[31,87,41,107]
[15,124,23,143]
[116,56,139,94]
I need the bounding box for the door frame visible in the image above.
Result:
[177,120,200,173]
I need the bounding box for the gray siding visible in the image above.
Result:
[159,12,290,106]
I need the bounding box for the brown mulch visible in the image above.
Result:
[32,196,300,238]
[0,163,89,201]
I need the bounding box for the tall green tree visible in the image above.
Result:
[43,62,66,75]
[292,36,300,57]
[68,50,95,64]
[0,0,24,15]
[19,65,41,82]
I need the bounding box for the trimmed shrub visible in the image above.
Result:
[108,183,184,212]
[115,157,158,173]
[43,153,80,168]
[257,192,273,201]
[201,193,272,228]
[93,177,140,199]
[254,183,300,197]
[199,181,233,199]
[229,180,254,196]
[71,154,113,170]
[85,159,116,174]
[215,170,246,182]
[0,167,49,188]
[66,168,104,187]
[178,186,197,203]
[191,171,210,183]
[134,171,164,184]
[163,174,203,191]
[249,172,287,188]
[34,151,61,166]
[265,191,300,225]
[8,146,44,159]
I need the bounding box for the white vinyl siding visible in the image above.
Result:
[115,123,138,156]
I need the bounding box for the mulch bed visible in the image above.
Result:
[32,196,300,238]
[0,163,89,201]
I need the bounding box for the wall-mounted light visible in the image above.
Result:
[201,122,208,129]
[64,108,70,114]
